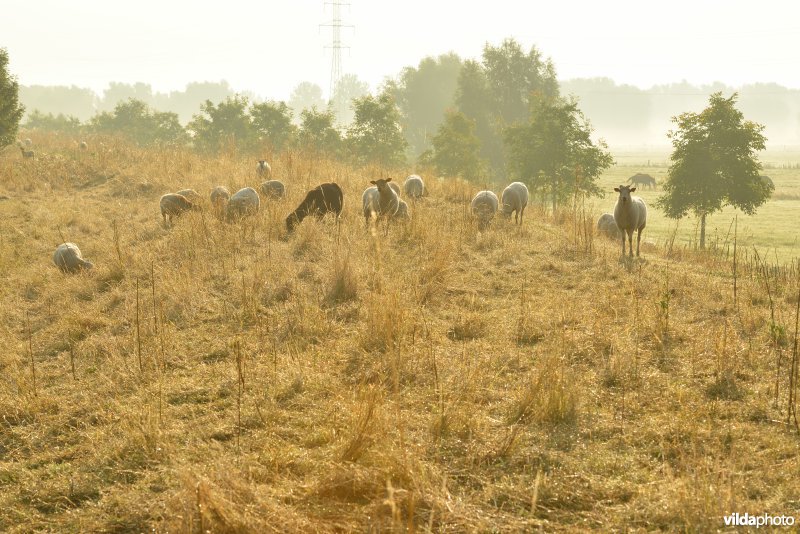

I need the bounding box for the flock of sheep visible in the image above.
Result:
[50,157,650,273]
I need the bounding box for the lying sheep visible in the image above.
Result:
[613,185,647,257]
[226,187,260,221]
[597,213,622,239]
[501,182,529,225]
[403,174,425,199]
[53,243,93,273]
[260,180,286,199]
[286,182,343,231]
[160,193,195,226]
[471,190,499,230]
[256,160,271,177]
[362,178,401,224]
[176,189,202,204]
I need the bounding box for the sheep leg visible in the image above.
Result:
[628,232,634,257]
[636,228,641,257]
[620,234,626,256]
[519,206,525,226]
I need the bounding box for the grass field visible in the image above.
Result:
[1,134,800,532]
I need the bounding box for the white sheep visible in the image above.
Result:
[160,193,195,226]
[597,213,622,240]
[256,160,271,177]
[53,243,93,273]
[210,185,230,206]
[501,182,529,225]
[471,190,499,230]
[362,178,401,224]
[226,187,261,221]
[176,189,203,204]
[79,141,88,150]
[403,175,425,199]
[396,199,411,220]
[260,180,286,199]
[613,185,647,257]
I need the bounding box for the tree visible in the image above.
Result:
[250,100,296,151]
[90,99,185,146]
[188,95,255,153]
[656,92,770,249]
[430,110,484,180]
[346,93,407,168]
[330,74,370,128]
[505,96,613,212]
[25,110,82,134]
[298,107,341,157]
[0,48,25,149]
[289,82,326,124]
[392,53,463,157]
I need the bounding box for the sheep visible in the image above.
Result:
[501,182,529,225]
[226,187,260,221]
[260,180,286,199]
[471,190,499,230]
[176,189,203,204]
[79,141,88,151]
[286,182,344,232]
[210,185,230,209]
[613,185,647,257]
[396,199,411,220]
[362,178,402,224]
[18,145,34,158]
[403,174,425,199]
[22,138,32,148]
[256,160,271,177]
[160,193,195,226]
[53,242,93,273]
[597,213,622,239]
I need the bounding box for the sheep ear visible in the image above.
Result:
[630,187,636,192]
[370,180,377,185]
[386,178,392,183]
[614,187,620,192]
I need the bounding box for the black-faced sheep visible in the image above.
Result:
[362,178,402,224]
[260,180,286,199]
[613,185,647,257]
[256,160,271,177]
[53,243,93,273]
[226,187,260,221]
[160,193,195,226]
[597,213,622,239]
[471,190,499,230]
[285,182,343,232]
[403,174,425,199]
[501,182,529,225]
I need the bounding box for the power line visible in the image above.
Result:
[320,1,354,101]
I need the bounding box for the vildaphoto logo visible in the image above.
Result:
[723,513,795,528]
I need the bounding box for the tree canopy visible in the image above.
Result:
[91,98,185,146]
[656,92,770,248]
[0,48,25,148]
[430,110,484,181]
[346,93,407,168]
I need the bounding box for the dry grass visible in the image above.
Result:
[1,132,799,532]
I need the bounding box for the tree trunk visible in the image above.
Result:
[700,213,707,250]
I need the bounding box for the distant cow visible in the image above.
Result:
[628,173,657,190]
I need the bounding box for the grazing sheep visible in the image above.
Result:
[501,182,529,225]
[362,178,402,224]
[79,141,88,150]
[286,182,344,231]
[176,189,203,204]
[260,180,286,199]
[597,213,622,239]
[628,173,657,190]
[210,185,230,206]
[53,243,93,273]
[403,174,425,199]
[760,175,774,188]
[18,145,34,158]
[226,187,260,221]
[471,190,499,230]
[256,160,271,177]
[396,199,411,220]
[160,193,195,226]
[24,138,32,148]
[613,185,647,257]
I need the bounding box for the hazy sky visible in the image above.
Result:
[3,0,800,99]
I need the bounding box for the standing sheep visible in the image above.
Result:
[597,213,622,239]
[388,181,401,196]
[176,189,203,204]
[260,180,286,199]
[285,183,344,231]
[24,138,32,148]
[613,185,647,257]
[18,144,34,158]
[53,243,93,273]
[79,141,88,151]
[403,175,425,199]
[471,190,499,230]
[256,160,271,177]
[362,178,401,224]
[501,182,529,225]
[160,193,195,226]
[210,185,230,206]
[226,187,261,221]
[396,199,411,220]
